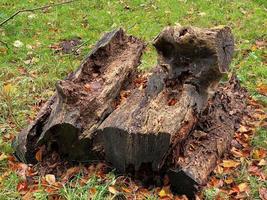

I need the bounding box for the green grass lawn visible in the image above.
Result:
[0,0,266,199]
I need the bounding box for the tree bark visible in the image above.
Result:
[14,28,145,163]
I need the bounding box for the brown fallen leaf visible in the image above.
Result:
[259,188,267,200]
[61,166,80,182]
[35,145,45,162]
[22,191,34,200]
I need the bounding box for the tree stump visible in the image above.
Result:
[13,25,243,198]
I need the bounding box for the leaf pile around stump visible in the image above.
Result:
[13,25,250,199]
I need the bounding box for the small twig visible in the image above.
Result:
[0,40,9,49]
[72,39,90,53]
[0,0,75,27]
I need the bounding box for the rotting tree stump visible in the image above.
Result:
[14,25,246,199]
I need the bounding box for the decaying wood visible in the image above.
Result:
[14,28,145,163]
[167,76,248,198]
[96,25,234,172]
[14,25,240,198]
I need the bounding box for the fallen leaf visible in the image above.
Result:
[3,84,14,94]
[0,153,8,161]
[229,185,240,195]
[158,186,172,198]
[252,149,267,160]
[207,177,223,187]
[221,160,240,168]
[89,187,97,195]
[238,182,248,192]
[121,186,131,193]
[108,185,118,195]
[259,188,267,200]
[35,145,45,162]
[22,191,34,200]
[61,166,80,182]
[258,159,266,166]
[224,176,234,184]
[255,40,267,49]
[214,165,224,174]
[257,83,267,96]
[163,175,170,185]
[158,188,167,197]
[84,83,91,92]
[45,174,56,185]
[238,125,250,133]
[16,163,29,180]
[17,181,28,192]
[230,146,249,158]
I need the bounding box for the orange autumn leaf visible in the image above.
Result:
[89,187,97,195]
[17,181,28,192]
[252,149,267,160]
[121,186,131,193]
[257,83,267,96]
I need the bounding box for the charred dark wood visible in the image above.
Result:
[96,25,234,172]
[14,28,145,163]
[168,76,248,199]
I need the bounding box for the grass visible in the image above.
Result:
[0,0,266,199]
[59,173,115,200]
[252,128,267,149]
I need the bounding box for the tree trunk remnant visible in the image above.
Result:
[14,25,240,198]
[167,77,248,198]
[97,25,234,172]
[14,28,145,163]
